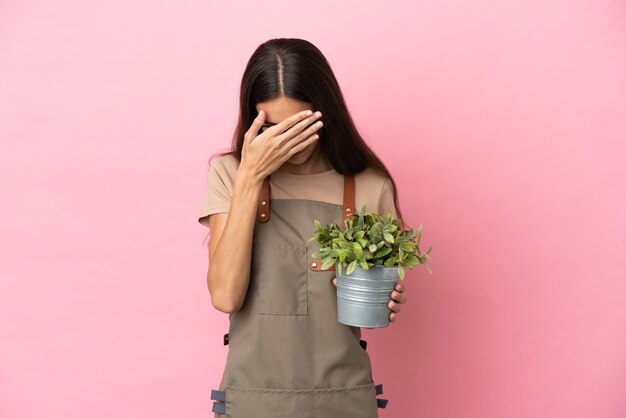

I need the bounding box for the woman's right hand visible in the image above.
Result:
[239,109,324,180]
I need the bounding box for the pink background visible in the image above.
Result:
[1,0,625,417]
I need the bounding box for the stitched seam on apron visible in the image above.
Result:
[224,383,374,394]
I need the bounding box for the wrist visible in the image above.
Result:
[233,165,264,199]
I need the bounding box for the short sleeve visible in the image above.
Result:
[378,177,398,219]
[198,157,234,228]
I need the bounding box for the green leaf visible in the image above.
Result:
[346,260,357,275]
[384,257,396,267]
[375,247,392,258]
[321,257,335,270]
[309,201,433,281]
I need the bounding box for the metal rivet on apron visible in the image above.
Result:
[261,213,266,217]
[311,262,317,268]
[346,207,351,212]
[261,200,266,205]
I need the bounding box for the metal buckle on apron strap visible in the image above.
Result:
[210,389,226,414]
[211,389,226,402]
[211,401,226,414]
[375,384,388,408]
[375,384,383,395]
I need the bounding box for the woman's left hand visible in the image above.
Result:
[332,277,407,323]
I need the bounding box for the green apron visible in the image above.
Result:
[211,173,389,417]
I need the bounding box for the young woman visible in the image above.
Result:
[198,38,408,418]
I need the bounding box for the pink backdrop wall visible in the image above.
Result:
[1,1,625,417]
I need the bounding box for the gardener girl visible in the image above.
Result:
[198,38,408,418]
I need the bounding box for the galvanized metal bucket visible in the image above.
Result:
[336,265,400,328]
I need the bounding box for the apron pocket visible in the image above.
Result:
[252,243,308,316]
[224,383,378,418]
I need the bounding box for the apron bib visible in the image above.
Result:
[211,174,389,417]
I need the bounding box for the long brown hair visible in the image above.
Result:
[208,37,405,229]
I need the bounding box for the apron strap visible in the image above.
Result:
[258,171,356,272]
[257,175,271,222]
[309,173,355,271]
[342,174,355,225]
[257,173,355,225]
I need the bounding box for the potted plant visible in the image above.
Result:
[309,203,432,328]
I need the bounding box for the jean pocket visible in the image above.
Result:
[252,243,308,316]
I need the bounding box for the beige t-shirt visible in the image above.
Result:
[198,153,397,228]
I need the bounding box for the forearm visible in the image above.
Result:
[208,167,263,313]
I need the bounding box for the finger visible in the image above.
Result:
[271,109,314,138]
[389,312,397,322]
[280,115,323,150]
[388,300,401,313]
[278,110,323,143]
[395,282,404,292]
[391,291,407,304]
[332,277,337,286]
[285,133,320,157]
[244,110,266,145]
